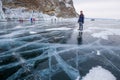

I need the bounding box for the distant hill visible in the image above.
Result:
[2,0,77,18]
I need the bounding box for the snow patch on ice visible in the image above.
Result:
[87,27,120,40]
[54,36,65,39]
[82,66,116,80]
[92,31,113,40]
[29,31,37,34]
[96,50,101,55]
[15,25,22,28]
[46,27,72,31]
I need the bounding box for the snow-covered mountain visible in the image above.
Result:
[0,0,77,20]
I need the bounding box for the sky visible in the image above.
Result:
[73,0,120,19]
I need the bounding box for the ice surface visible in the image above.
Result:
[53,48,80,80]
[82,66,116,80]
[0,19,120,80]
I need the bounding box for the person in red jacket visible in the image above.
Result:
[78,11,84,31]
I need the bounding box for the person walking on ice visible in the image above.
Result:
[78,11,84,31]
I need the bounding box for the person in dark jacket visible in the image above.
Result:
[78,11,84,31]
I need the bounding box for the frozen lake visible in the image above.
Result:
[0,19,120,80]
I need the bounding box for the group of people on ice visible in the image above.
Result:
[18,17,35,23]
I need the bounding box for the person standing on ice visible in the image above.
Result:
[78,11,84,31]
[30,18,33,23]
